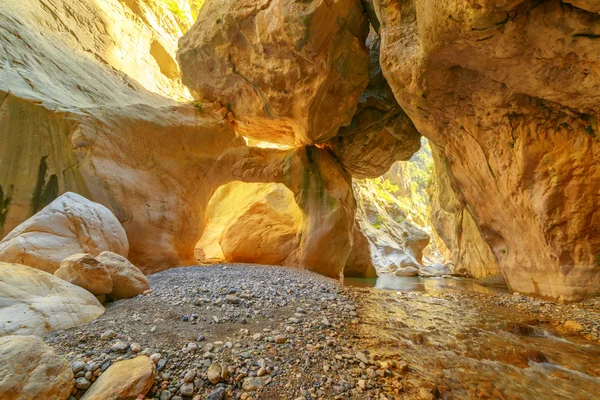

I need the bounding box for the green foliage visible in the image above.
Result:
[372,179,398,203]
[192,100,203,113]
[159,0,205,23]
[405,140,434,210]
[371,215,385,230]
[585,125,595,136]
[597,254,600,267]
[0,184,12,230]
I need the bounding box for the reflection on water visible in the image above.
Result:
[354,283,600,399]
[344,275,510,295]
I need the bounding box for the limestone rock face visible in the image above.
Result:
[196,182,303,266]
[428,146,500,279]
[0,335,74,400]
[373,0,600,300]
[178,0,370,145]
[54,253,113,295]
[96,252,150,300]
[353,180,429,274]
[0,193,128,273]
[0,0,238,272]
[209,145,357,278]
[0,262,104,336]
[325,30,421,178]
[344,224,378,278]
[80,356,155,400]
[0,0,194,238]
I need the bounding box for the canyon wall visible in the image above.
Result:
[0,0,239,272]
[428,146,500,279]
[372,0,600,300]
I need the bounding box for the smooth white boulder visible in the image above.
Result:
[0,192,128,273]
[0,262,104,336]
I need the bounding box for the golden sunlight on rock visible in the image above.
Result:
[1,0,600,398]
[196,182,304,265]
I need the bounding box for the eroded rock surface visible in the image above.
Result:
[196,182,303,266]
[54,253,113,295]
[0,193,128,273]
[205,146,357,278]
[0,262,104,336]
[0,0,238,272]
[428,145,501,279]
[178,0,370,145]
[96,252,150,300]
[0,335,74,400]
[325,29,421,178]
[353,180,430,274]
[373,0,600,300]
[345,224,378,278]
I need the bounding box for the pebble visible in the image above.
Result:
[274,335,287,344]
[207,363,222,384]
[110,341,129,353]
[242,377,264,392]
[100,329,117,340]
[75,377,91,390]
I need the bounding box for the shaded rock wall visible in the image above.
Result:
[373,0,600,300]
[428,146,500,279]
[324,29,421,178]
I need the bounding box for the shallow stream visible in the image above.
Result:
[347,276,600,399]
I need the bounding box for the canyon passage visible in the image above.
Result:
[0,0,599,399]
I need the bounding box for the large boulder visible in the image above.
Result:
[0,193,127,273]
[54,253,113,295]
[177,0,370,145]
[96,251,150,299]
[0,262,104,336]
[373,0,600,300]
[80,356,155,400]
[196,182,304,266]
[0,335,74,400]
[325,29,421,178]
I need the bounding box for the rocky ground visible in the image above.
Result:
[45,265,418,400]
[44,265,600,400]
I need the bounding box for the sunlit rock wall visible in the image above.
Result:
[373,0,600,301]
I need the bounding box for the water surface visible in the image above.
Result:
[344,274,509,295]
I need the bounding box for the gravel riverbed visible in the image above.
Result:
[45,265,414,400]
[45,265,600,400]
